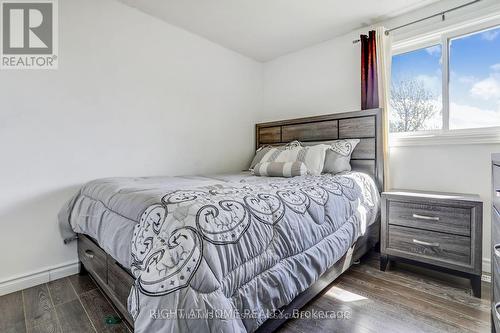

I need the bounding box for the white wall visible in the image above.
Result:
[263,0,500,273]
[0,0,262,290]
[262,32,360,121]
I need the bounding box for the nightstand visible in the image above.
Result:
[380,190,483,297]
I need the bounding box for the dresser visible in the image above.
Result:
[492,154,500,331]
[380,190,483,298]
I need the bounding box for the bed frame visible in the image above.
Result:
[78,108,384,332]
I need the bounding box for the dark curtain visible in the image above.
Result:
[360,30,379,110]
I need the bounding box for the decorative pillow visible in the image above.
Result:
[252,161,307,177]
[249,146,273,169]
[250,141,329,176]
[323,139,360,174]
[249,141,302,170]
[288,143,330,176]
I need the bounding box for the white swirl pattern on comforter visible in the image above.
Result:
[60,172,379,333]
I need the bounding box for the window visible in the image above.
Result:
[449,26,500,129]
[391,45,442,132]
[390,21,500,134]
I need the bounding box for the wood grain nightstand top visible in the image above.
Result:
[383,189,482,203]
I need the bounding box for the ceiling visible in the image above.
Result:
[119,0,440,61]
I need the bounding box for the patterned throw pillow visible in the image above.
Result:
[252,161,308,177]
[249,146,277,169]
[249,141,301,170]
[322,139,360,174]
[249,141,329,176]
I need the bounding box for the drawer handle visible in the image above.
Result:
[495,244,500,258]
[413,239,440,247]
[496,303,500,321]
[412,213,440,221]
[84,249,95,259]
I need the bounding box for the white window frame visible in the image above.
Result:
[390,16,500,147]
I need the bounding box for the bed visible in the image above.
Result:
[59,108,384,332]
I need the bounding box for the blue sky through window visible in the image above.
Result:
[391,25,500,132]
[449,26,500,129]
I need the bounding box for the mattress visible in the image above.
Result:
[59,171,380,332]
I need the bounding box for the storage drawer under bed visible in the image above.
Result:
[107,254,135,310]
[78,234,107,284]
[78,235,135,326]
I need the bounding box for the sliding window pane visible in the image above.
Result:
[390,45,443,133]
[449,26,500,129]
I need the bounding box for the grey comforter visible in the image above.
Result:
[59,171,379,333]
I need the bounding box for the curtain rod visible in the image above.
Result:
[352,0,481,44]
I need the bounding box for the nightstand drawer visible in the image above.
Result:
[388,201,471,236]
[387,225,471,266]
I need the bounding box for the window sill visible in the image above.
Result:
[389,127,500,147]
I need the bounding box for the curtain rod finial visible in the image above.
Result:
[384,30,390,36]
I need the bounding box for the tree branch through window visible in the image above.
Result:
[390,78,439,132]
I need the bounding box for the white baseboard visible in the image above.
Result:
[0,261,80,296]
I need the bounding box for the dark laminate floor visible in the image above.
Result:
[279,253,491,333]
[0,253,491,333]
[0,273,131,333]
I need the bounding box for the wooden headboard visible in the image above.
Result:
[255,108,384,191]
